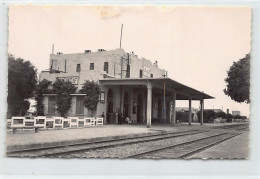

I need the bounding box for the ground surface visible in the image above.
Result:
[190,131,249,159]
[5,123,249,159]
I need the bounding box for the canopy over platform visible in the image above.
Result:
[99,78,214,100]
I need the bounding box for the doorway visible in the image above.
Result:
[137,94,143,123]
[107,89,114,124]
[123,92,129,117]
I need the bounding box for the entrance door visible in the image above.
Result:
[123,92,129,117]
[137,95,143,123]
[166,101,170,123]
[158,99,162,119]
[107,89,114,124]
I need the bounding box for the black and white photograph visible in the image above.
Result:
[5,5,251,160]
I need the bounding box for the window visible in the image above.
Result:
[48,96,56,114]
[90,63,94,70]
[76,96,84,115]
[76,64,81,72]
[139,70,143,78]
[104,62,109,73]
[150,74,153,78]
[126,65,130,78]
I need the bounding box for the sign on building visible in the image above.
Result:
[142,61,151,77]
[57,76,79,85]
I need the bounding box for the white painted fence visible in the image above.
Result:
[69,117,78,128]
[9,116,103,130]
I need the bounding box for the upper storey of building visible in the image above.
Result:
[39,48,166,87]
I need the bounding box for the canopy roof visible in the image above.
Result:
[99,78,214,100]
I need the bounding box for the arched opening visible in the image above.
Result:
[123,92,129,117]
[158,99,162,119]
[107,89,114,124]
[137,94,143,123]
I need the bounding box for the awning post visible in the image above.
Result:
[171,91,176,125]
[146,82,152,128]
[200,99,204,125]
[189,97,192,126]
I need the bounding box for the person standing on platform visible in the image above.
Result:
[118,112,122,125]
[101,112,105,124]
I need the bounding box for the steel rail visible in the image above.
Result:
[7,130,206,157]
[42,130,205,157]
[175,132,242,159]
[7,129,201,154]
[126,132,229,158]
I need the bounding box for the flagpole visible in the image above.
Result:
[120,24,123,49]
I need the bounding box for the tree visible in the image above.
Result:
[197,110,216,123]
[224,54,250,103]
[7,55,37,117]
[52,79,77,117]
[79,80,101,117]
[35,79,52,116]
[216,111,227,119]
[226,113,233,122]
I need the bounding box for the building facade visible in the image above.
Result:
[232,111,241,116]
[39,48,213,127]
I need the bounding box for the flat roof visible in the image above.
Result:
[99,77,214,100]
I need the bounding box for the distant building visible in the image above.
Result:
[232,111,240,116]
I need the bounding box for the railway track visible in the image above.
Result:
[131,132,242,159]
[7,125,246,159]
[212,123,249,131]
[6,129,205,157]
[52,131,241,158]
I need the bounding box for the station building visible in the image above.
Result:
[39,48,213,127]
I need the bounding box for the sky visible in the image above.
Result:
[8,5,251,117]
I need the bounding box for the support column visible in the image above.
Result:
[200,99,204,125]
[188,97,192,126]
[171,91,176,125]
[162,81,166,121]
[146,82,152,128]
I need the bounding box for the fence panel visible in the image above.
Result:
[11,117,25,128]
[34,116,46,129]
[78,118,85,128]
[69,117,78,128]
[63,118,70,129]
[46,118,55,129]
[25,118,34,127]
[53,117,63,129]
[84,118,94,127]
[96,118,103,126]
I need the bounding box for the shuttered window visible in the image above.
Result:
[139,70,143,78]
[90,63,94,70]
[76,64,81,72]
[48,96,56,114]
[104,62,109,73]
[76,96,84,115]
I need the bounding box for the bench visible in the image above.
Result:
[10,126,43,134]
